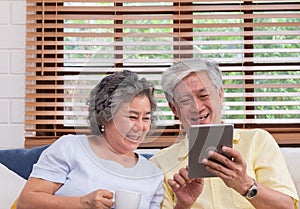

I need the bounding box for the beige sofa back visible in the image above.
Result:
[281,147,300,208]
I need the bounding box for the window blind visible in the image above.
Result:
[25,0,300,148]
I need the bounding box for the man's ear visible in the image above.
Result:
[169,102,179,118]
[219,87,224,101]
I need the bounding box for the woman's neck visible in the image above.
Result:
[88,135,138,168]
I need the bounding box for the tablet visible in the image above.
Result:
[188,124,233,178]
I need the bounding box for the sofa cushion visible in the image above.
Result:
[0,145,49,179]
[0,163,25,209]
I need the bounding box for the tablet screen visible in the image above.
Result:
[188,124,233,178]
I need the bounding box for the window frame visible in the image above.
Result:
[25,0,300,148]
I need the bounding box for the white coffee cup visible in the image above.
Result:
[114,190,142,209]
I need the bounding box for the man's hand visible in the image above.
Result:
[201,146,253,195]
[168,167,204,209]
[202,146,295,209]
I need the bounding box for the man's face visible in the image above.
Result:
[170,72,224,133]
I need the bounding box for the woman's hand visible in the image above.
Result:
[80,189,114,209]
[168,167,204,209]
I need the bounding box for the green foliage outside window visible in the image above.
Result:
[62,5,299,124]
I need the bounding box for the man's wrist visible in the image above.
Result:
[174,199,193,209]
[174,203,192,209]
[242,178,258,199]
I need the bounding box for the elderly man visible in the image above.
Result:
[150,58,298,209]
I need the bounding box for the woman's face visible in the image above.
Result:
[104,95,152,154]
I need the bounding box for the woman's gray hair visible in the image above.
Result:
[86,70,157,135]
[162,58,223,104]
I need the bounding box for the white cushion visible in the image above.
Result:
[0,163,26,209]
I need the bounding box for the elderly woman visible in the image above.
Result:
[17,70,163,209]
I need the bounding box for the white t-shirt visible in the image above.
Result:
[30,134,164,209]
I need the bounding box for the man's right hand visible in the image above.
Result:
[168,167,204,209]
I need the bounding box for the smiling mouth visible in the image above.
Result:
[192,113,209,122]
[126,135,142,142]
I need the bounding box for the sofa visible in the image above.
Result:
[0,145,299,209]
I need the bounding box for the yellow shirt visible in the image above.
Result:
[150,128,299,209]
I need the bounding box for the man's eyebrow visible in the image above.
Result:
[176,88,208,98]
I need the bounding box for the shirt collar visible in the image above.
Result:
[178,135,189,160]
[233,129,241,144]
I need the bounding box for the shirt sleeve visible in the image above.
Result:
[149,180,164,209]
[30,135,75,183]
[160,178,176,209]
[252,129,299,207]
